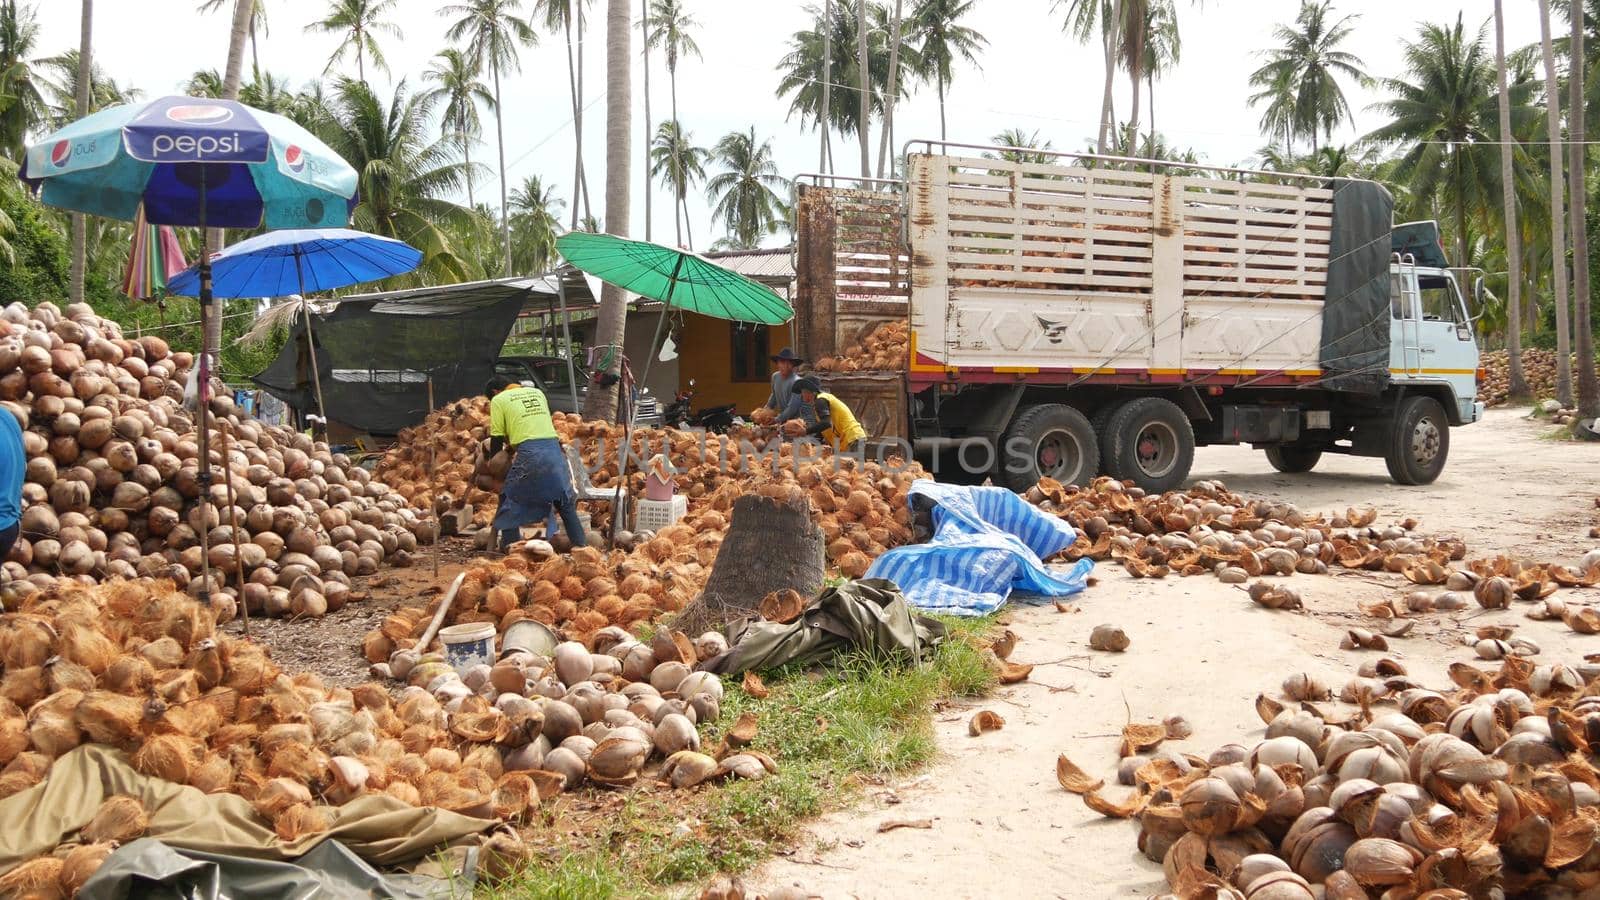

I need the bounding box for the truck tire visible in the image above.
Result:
[1001,403,1099,491]
[1384,395,1450,485]
[1090,402,1124,475]
[1103,397,1195,494]
[1264,446,1322,473]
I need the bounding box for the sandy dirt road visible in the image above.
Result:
[755,409,1600,899]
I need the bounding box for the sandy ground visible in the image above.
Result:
[754,408,1600,900]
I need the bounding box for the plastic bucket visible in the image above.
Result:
[439,622,497,673]
[644,472,674,501]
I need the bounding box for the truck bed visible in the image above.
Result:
[907,154,1335,383]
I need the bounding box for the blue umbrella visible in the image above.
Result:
[167,228,424,430]
[167,228,423,298]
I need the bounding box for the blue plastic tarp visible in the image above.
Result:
[865,481,1093,616]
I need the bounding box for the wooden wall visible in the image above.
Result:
[678,313,794,413]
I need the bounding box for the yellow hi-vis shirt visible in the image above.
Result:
[818,391,866,447]
[489,385,558,447]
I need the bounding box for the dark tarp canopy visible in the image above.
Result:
[1317,179,1396,395]
[252,279,533,436]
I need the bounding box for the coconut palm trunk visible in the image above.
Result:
[856,0,869,178]
[564,12,582,228]
[576,5,592,223]
[68,0,90,307]
[1493,0,1528,399]
[1452,148,1469,271]
[200,0,255,360]
[821,0,832,172]
[1539,0,1573,405]
[875,0,902,179]
[491,58,510,275]
[464,129,476,208]
[1570,7,1598,419]
[641,0,651,242]
[1126,13,1143,142]
[583,0,632,422]
[1096,0,1121,154]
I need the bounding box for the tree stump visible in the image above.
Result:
[674,492,825,636]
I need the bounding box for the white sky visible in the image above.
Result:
[32,0,1552,253]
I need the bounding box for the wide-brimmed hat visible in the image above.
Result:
[770,347,804,363]
[795,375,822,394]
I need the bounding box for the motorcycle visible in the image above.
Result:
[663,379,737,433]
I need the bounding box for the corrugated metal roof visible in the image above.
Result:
[702,246,795,283]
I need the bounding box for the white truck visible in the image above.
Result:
[793,144,1485,493]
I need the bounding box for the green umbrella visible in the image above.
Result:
[555,232,793,325]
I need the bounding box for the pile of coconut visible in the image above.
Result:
[0,574,772,895]
[0,301,433,620]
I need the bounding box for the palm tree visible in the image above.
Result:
[1493,0,1529,400]
[821,0,832,172]
[646,0,699,245]
[640,0,651,241]
[38,51,139,127]
[422,49,495,212]
[68,0,89,306]
[185,69,225,98]
[239,68,298,114]
[508,174,563,274]
[532,0,593,228]
[306,0,400,82]
[650,120,708,247]
[313,78,479,284]
[855,0,870,176]
[986,127,1055,164]
[875,0,904,178]
[776,4,909,165]
[1248,1,1368,154]
[1054,0,1122,154]
[1364,15,1535,269]
[444,1,536,277]
[584,0,632,421]
[1571,6,1598,418]
[909,0,985,142]
[1539,0,1573,406]
[707,127,789,249]
[0,0,44,162]
[198,0,267,73]
[1136,0,1179,143]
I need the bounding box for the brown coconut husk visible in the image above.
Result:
[130,733,203,784]
[81,795,148,844]
[273,803,330,842]
[58,842,115,896]
[0,856,65,900]
[73,690,145,746]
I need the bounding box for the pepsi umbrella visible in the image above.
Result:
[21,95,358,616]
[167,228,424,424]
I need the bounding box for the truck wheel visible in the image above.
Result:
[1090,402,1124,475]
[1001,403,1099,491]
[1385,396,1450,485]
[1103,397,1195,494]
[1264,446,1322,473]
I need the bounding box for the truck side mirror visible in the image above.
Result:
[1470,276,1488,325]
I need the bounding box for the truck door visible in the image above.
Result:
[1409,271,1480,417]
[1389,262,1423,377]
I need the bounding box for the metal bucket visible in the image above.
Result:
[500,619,559,660]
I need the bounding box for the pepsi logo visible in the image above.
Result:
[165,104,234,125]
[284,144,305,173]
[49,140,71,167]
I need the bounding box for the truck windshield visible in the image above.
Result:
[532,361,575,392]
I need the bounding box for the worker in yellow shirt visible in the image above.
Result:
[779,376,868,453]
[486,376,586,551]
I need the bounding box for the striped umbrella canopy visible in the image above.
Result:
[120,206,188,300]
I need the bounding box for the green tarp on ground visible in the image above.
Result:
[700,578,947,675]
[80,838,460,900]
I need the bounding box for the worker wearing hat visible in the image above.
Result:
[779,375,868,453]
[751,347,803,425]
[485,375,586,552]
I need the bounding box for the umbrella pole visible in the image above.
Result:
[556,275,579,413]
[217,419,250,638]
[428,376,439,582]
[195,168,214,610]
[611,265,679,545]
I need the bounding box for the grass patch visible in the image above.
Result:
[490,613,996,897]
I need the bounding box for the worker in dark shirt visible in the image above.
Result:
[0,411,21,561]
[486,376,586,551]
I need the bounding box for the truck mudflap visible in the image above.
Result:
[1464,399,1485,424]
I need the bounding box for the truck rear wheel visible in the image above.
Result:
[1103,398,1195,494]
[1265,446,1322,473]
[1385,396,1449,485]
[1001,403,1099,491]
